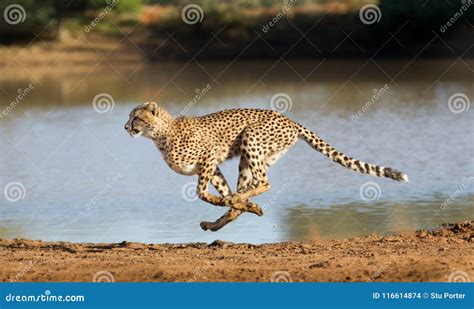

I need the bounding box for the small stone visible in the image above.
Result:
[209,240,232,248]
[418,231,428,238]
[309,261,329,268]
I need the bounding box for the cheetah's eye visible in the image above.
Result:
[132,116,148,127]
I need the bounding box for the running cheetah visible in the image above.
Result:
[125,102,408,231]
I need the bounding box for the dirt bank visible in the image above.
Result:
[0,33,143,80]
[0,222,472,282]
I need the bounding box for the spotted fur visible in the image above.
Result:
[125,102,408,231]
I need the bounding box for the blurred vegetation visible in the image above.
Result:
[377,0,473,36]
[0,0,472,58]
[142,0,473,58]
[0,0,59,41]
[0,0,142,41]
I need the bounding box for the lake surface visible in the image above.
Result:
[0,59,472,244]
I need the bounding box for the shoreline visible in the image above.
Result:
[1,29,473,80]
[0,221,472,282]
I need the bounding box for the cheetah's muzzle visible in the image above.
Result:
[125,102,408,232]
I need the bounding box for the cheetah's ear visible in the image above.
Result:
[145,102,159,116]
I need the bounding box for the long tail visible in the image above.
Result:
[296,123,408,182]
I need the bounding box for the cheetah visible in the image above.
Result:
[125,102,408,232]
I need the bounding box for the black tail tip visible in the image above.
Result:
[384,167,409,182]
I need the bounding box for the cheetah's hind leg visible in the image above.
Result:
[222,144,271,205]
[210,168,263,216]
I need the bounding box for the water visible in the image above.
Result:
[0,59,472,244]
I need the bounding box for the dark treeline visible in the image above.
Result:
[0,0,472,59]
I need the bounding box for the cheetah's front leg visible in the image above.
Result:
[200,209,242,232]
[196,164,262,216]
[200,167,262,231]
[200,158,256,231]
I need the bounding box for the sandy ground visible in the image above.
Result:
[0,221,472,282]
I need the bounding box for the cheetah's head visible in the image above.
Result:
[124,102,173,139]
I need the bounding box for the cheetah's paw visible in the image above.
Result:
[246,202,264,216]
[200,221,221,232]
[200,221,211,231]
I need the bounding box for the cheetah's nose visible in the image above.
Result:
[124,124,130,131]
